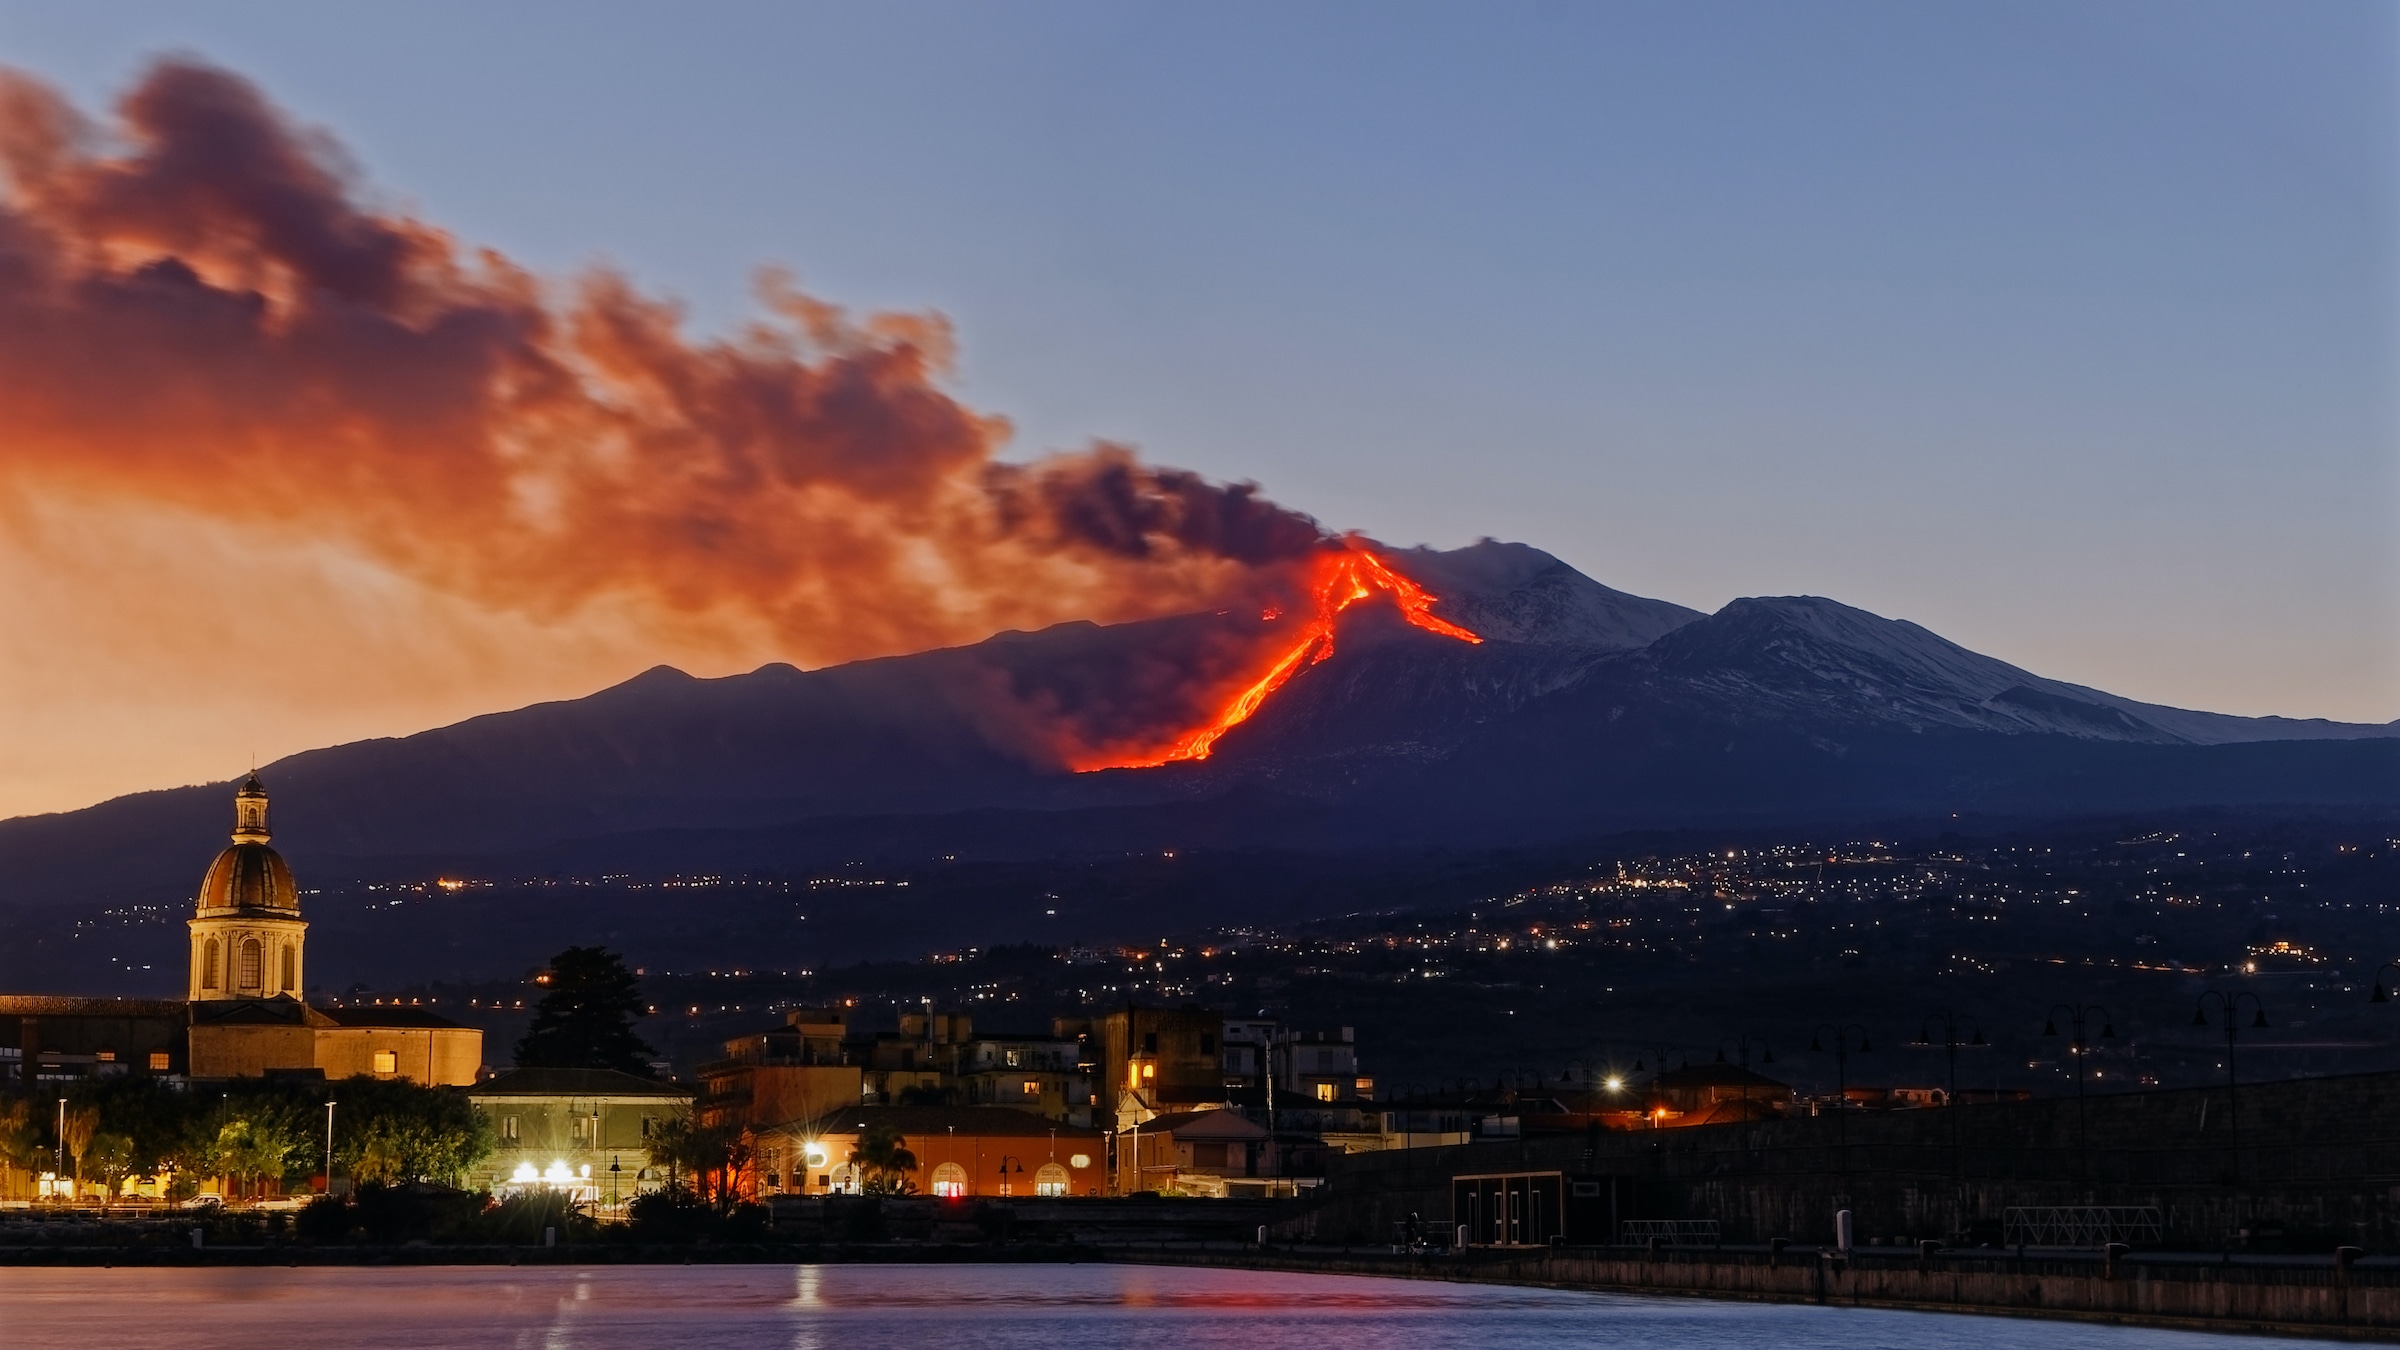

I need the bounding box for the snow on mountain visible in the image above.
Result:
[1388,539,1704,650]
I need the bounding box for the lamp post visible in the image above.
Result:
[1909,1012,1984,1192]
[2041,1003,2113,1194]
[1713,1036,1776,1117]
[53,1096,64,1203]
[609,1155,621,1215]
[2192,990,2268,1189]
[996,1154,1024,1197]
[324,1098,338,1197]
[2369,962,2400,1006]
[1809,1024,1872,1180]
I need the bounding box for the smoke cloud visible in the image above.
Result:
[0,59,1330,684]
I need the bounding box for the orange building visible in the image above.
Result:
[772,1105,1105,1198]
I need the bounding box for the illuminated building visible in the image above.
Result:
[468,1067,692,1213]
[697,1007,862,1131]
[774,1104,1105,1198]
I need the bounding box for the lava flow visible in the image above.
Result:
[1081,544,1482,771]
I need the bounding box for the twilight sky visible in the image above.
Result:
[0,1,2393,818]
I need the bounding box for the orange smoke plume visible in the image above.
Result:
[0,59,1328,675]
[1074,540,1482,770]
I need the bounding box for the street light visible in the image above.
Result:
[2041,1003,2113,1194]
[1910,1011,1986,1190]
[325,1098,338,1197]
[1808,1024,1872,1179]
[2369,962,2400,1004]
[2192,989,2268,1189]
[1713,1036,1776,1116]
[996,1154,1024,1197]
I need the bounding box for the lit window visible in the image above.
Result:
[372,1049,398,1075]
[148,1051,171,1072]
[1140,1063,1155,1080]
[1035,1163,1070,1196]
[1022,1080,1041,1097]
[502,1115,520,1142]
[95,1049,115,1063]
[1316,1083,1336,1102]
[931,1162,968,1197]
[1069,1153,1091,1169]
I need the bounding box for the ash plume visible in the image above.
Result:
[0,59,1329,676]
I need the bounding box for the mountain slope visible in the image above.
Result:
[0,542,2391,911]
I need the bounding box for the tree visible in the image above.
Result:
[183,1088,314,1200]
[330,1076,494,1186]
[849,1122,917,1195]
[88,1134,136,1204]
[513,947,654,1074]
[0,1098,42,1198]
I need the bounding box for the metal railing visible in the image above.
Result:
[2001,1205,2163,1248]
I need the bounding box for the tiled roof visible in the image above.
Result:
[797,1104,1102,1139]
[320,1006,469,1029]
[474,1067,691,1099]
[0,996,188,1018]
[1136,1108,1269,1139]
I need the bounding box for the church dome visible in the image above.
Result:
[198,842,300,913]
[197,773,299,913]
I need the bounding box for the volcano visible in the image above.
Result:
[1,539,2393,913]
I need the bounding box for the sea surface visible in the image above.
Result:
[0,1262,2322,1349]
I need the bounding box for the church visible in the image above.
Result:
[0,775,482,1088]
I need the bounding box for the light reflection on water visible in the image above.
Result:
[0,1263,2307,1349]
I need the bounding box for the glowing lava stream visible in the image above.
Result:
[1088,544,1482,770]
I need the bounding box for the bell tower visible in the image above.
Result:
[188,773,308,1002]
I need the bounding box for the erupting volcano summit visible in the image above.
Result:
[1080,542,1484,771]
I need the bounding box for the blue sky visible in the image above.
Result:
[3,0,2394,723]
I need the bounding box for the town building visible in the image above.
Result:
[467,1067,692,1215]
[1095,1005,1227,1127]
[773,1104,1105,1198]
[697,1007,861,1131]
[1118,1106,1275,1197]
[959,1033,1094,1125]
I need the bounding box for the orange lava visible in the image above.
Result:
[1083,544,1481,770]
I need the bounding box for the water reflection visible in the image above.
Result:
[0,1263,2307,1350]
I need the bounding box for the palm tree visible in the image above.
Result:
[60,1105,99,1203]
[849,1122,917,1195]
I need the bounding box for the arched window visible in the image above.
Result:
[201,939,221,990]
[930,1162,968,1198]
[1035,1163,1070,1197]
[279,946,297,995]
[238,938,263,992]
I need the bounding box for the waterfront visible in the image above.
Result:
[0,1263,2329,1348]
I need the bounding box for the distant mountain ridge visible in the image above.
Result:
[1,540,2391,911]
